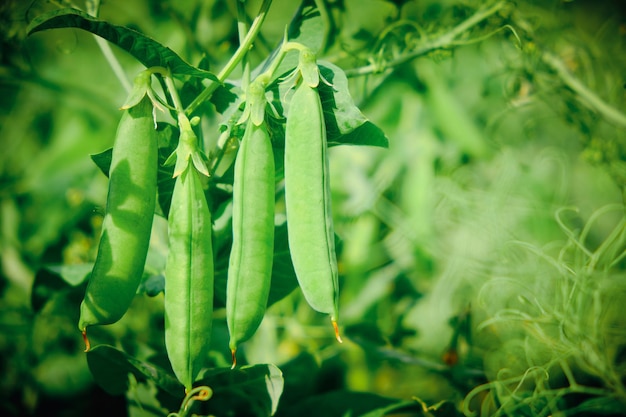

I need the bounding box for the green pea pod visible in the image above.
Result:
[164,162,214,391]
[284,80,341,342]
[227,119,275,365]
[78,95,157,333]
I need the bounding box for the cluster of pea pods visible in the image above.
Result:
[77,46,341,392]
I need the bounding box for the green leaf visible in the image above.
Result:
[156,123,178,217]
[90,148,112,177]
[138,274,165,297]
[86,344,183,397]
[196,364,284,417]
[27,8,217,79]
[318,62,389,148]
[258,0,325,84]
[269,61,388,149]
[288,0,325,54]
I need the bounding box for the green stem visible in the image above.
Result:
[256,40,303,82]
[185,0,273,116]
[237,0,252,92]
[164,74,185,114]
[542,52,626,129]
[344,1,506,77]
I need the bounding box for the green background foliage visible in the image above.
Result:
[1,0,625,416]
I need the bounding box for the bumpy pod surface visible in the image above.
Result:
[284,81,339,326]
[79,96,157,331]
[164,163,214,391]
[227,119,275,362]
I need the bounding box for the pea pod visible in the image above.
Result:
[78,95,157,333]
[164,156,214,391]
[284,79,341,342]
[227,117,275,365]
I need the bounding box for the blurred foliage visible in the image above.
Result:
[1,0,625,416]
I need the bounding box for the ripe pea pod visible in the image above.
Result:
[284,77,341,342]
[227,113,275,366]
[164,117,214,391]
[78,93,157,337]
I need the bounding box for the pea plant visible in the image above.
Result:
[18,0,626,416]
[26,0,393,415]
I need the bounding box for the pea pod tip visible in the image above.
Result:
[332,319,343,344]
[81,328,91,352]
[230,349,237,369]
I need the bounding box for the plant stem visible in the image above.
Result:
[164,75,185,114]
[237,0,252,92]
[542,52,626,129]
[185,0,273,116]
[344,1,507,77]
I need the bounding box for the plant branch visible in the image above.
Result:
[344,1,507,77]
[542,52,626,129]
[237,0,252,92]
[185,0,273,116]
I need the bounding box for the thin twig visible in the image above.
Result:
[185,0,273,116]
[542,52,626,129]
[344,1,507,77]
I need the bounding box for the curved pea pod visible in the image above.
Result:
[78,96,157,332]
[284,80,341,342]
[227,119,275,365]
[164,163,214,391]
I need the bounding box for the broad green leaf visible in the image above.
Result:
[90,148,112,177]
[86,344,182,397]
[287,0,325,54]
[138,274,165,297]
[27,8,217,79]
[270,62,389,149]
[156,129,178,218]
[318,62,389,148]
[196,364,284,417]
[258,0,325,83]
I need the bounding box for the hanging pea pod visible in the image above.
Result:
[79,72,158,338]
[284,53,341,342]
[163,114,214,391]
[227,80,275,365]
[164,162,214,391]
